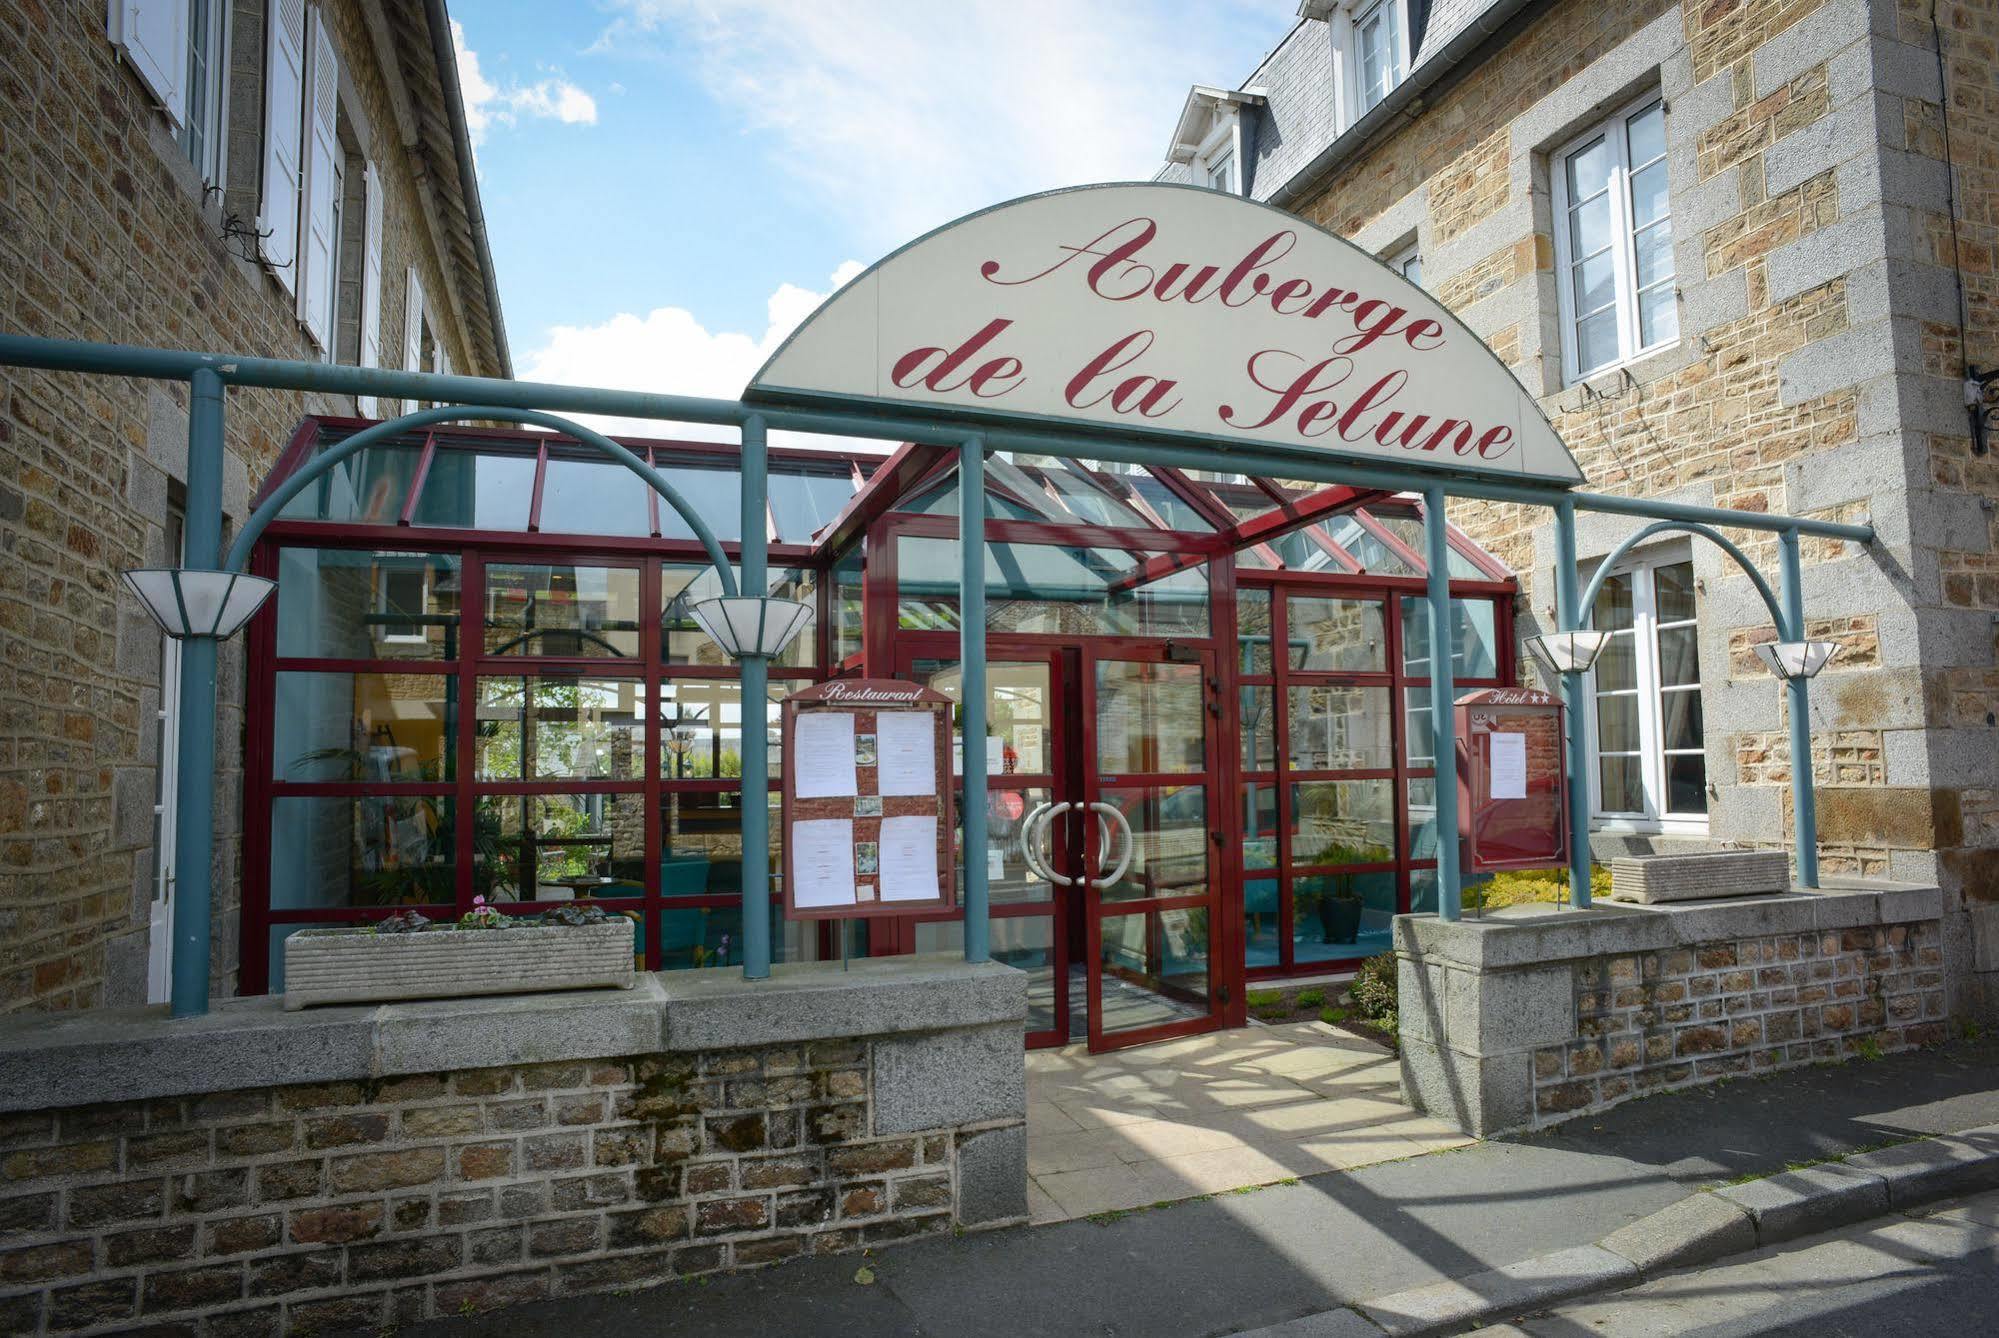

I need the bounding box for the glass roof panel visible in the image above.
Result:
[1325,514,1420,576]
[542,456,650,537]
[1369,507,1486,580]
[278,442,425,524]
[771,469,862,542]
[413,447,536,530]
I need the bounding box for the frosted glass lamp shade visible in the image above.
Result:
[689,596,813,659]
[122,568,276,639]
[1753,640,1838,680]
[1525,629,1613,677]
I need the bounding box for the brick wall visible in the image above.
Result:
[0,0,498,1011]
[1532,921,1948,1121]
[0,1037,1020,1335]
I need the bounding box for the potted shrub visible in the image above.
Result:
[283,900,636,1010]
[1307,841,1389,945]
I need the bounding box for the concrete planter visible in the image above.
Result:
[1609,850,1791,903]
[283,918,636,1009]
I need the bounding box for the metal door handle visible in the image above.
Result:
[1086,801,1135,890]
[1026,801,1075,887]
[1017,802,1052,884]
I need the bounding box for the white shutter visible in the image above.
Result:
[259,0,307,294]
[357,162,384,416]
[108,0,187,127]
[296,6,340,348]
[403,267,425,413]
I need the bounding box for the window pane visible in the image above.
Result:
[1400,598,1499,680]
[485,564,641,658]
[1288,596,1387,672]
[1406,777,1440,860]
[1666,753,1708,815]
[1287,685,1394,772]
[1593,573,1635,632]
[1570,193,1614,258]
[1658,625,1700,688]
[1576,308,1621,373]
[1596,693,1640,752]
[483,793,647,898]
[1295,870,1397,965]
[1243,783,1279,869]
[1095,662,1205,775]
[1638,283,1679,347]
[659,679,785,780]
[1566,134,1612,201]
[276,550,462,661]
[275,672,455,781]
[1095,786,1208,903]
[1403,688,1436,768]
[540,458,651,538]
[1400,252,1423,286]
[1324,515,1420,575]
[1630,162,1671,231]
[1290,780,1394,865]
[897,536,1210,638]
[1241,687,1276,771]
[1595,633,1636,691]
[1573,251,1617,315]
[1599,755,1645,813]
[1661,688,1703,751]
[1239,587,1274,674]
[1634,226,1674,292]
[476,677,646,781]
[769,470,859,543]
[278,444,422,524]
[658,790,779,896]
[271,795,457,908]
[411,448,536,530]
[1626,101,1666,166]
[1656,561,1696,622]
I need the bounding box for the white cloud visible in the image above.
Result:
[453,20,599,147]
[594,0,1269,246]
[518,262,871,448]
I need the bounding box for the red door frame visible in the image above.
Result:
[1081,641,1232,1053]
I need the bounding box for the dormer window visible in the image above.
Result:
[1165,86,1265,197]
[1353,0,1404,112]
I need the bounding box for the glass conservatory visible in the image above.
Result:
[245,416,1518,1047]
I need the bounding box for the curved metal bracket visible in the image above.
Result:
[222,405,739,595]
[1575,519,1791,637]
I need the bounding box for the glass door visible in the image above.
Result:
[893,640,1072,1047]
[1083,647,1227,1052]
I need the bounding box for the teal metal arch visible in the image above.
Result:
[1576,520,1785,635]
[225,404,737,591]
[1554,516,1822,901]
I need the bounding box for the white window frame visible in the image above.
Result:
[376,563,430,645]
[1584,546,1708,836]
[177,0,229,186]
[258,0,308,293]
[1195,115,1238,195]
[357,161,384,415]
[108,0,188,126]
[1551,92,1678,385]
[1333,0,1407,130]
[1389,243,1421,289]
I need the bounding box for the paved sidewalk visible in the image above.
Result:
[395,1037,1999,1338]
[1027,1023,1470,1222]
[1489,1187,1999,1335]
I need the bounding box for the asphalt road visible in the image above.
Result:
[1496,1189,1999,1336]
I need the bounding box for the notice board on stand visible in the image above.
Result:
[781,679,957,920]
[1455,687,1567,872]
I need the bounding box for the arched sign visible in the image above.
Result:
[747,183,1581,484]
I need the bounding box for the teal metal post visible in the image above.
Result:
[171,369,225,1017]
[1553,500,1593,908]
[739,415,772,978]
[1777,529,1820,888]
[959,438,990,963]
[1423,485,1462,921]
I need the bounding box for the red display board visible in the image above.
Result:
[780,679,956,921]
[1456,687,1567,872]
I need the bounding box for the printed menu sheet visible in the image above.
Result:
[876,710,937,797]
[795,711,858,799]
[879,815,940,902]
[1489,732,1527,800]
[792,818,858,908]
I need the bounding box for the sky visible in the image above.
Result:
[449,0,1297,437]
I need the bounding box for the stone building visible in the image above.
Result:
[0,0,509,1010]
[1159,0,1999,1012]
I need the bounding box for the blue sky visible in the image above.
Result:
[449,0,1298,433]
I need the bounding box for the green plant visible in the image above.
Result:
[1349,952,1398,1031]
[1320,1005,1350,1024]
[1854,1035,1885,1062]
[1294,988,1325,1008]
[1245,988,1283,1008]
[1465,864,1612,912]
